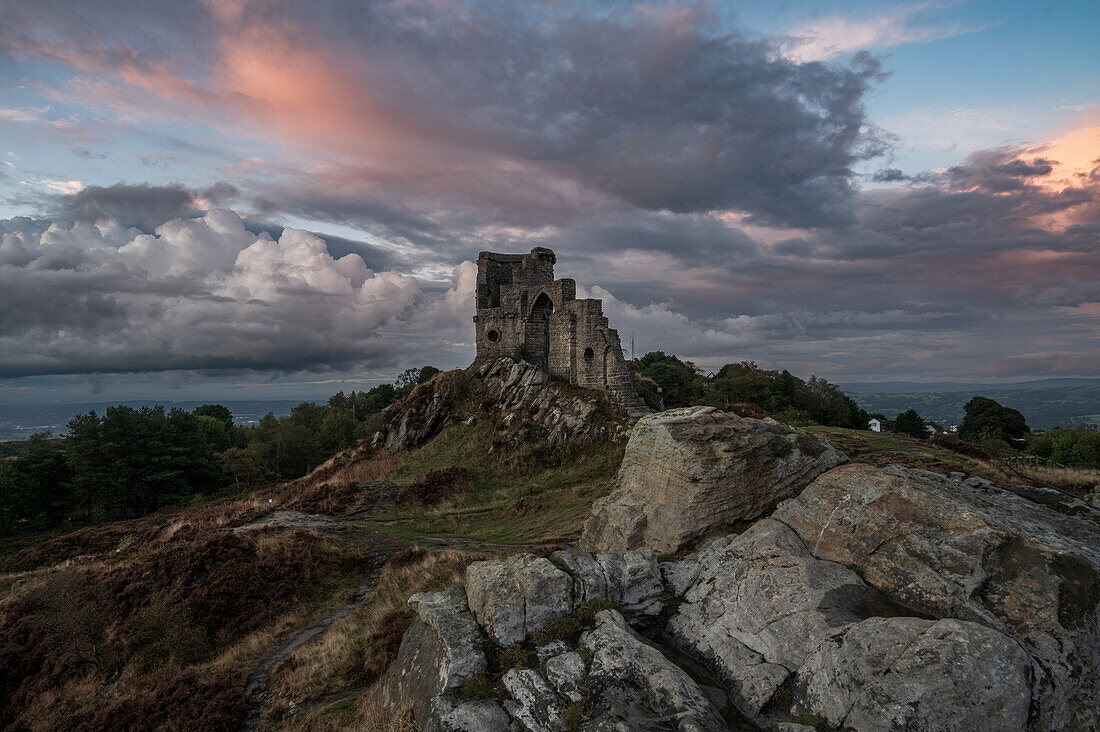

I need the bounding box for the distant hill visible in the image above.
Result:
[840,380,1100,430]
[840,378,1100,394]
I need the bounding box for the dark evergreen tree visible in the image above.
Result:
[894,409,926,438]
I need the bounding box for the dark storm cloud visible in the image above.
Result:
[872,168,908,183]
[2,0,889,229]
[55,183,194,230]
[50,182,239,231]
[944,148,1065,194]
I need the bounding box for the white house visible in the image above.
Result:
[869,418,882,432]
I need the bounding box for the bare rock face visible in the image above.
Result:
[581,610,726,732]
[579,407,845,554]
[372,359,625,452]
[372,376,453,452]
[502,668,567,731]
[432,698,512,732]
[548,549,664,616]
[792,616,1033,731]
[383,455,1099,732]
[771,463,1100,731]
[465,554,573,646]
[543,651,586,703]
[666,519,883,716]
[384,550,741,731]
[381,585,489,725]
[480,358,624,445]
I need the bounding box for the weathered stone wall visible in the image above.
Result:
[473,247,647,416]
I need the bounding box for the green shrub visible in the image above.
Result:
[459,673,499,700]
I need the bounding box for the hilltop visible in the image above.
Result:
[0,359,628,730]
[2,359,1097,730]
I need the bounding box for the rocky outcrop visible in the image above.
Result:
[502,668,567,731]
[581,610,726,731]
[431,698,511,732]
[372,359,626,452]
[661,508,1052,730]
[383,548,728,731]
[667,519,883,716]
[381,585,490,725]
[465,554,573,646]
[382,412,1100,731]
[372,375,454,452]
[792,616,1033,730]
[549,549,664,616]
[479,358,626,445]
[580,407,845,554]
[771,463,1100,731]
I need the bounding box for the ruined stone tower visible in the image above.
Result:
[473,247,647,416]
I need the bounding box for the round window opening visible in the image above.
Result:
[583,347,594,360]
[487,329,501,343]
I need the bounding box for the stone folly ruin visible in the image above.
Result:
[473,247,647,415]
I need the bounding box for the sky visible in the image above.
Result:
[0,0,1097,403]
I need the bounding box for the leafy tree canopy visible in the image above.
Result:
[696,361,869,429]
[958,397,1029,443]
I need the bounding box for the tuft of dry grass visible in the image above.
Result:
[261,451,403,516]
[336,454,401,485]
[355,688,418,732]
[266,547,483,711]
[985,461,1100,497]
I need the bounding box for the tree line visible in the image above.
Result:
[0,367,439,536]
[629,352,1100,469]
[632,352,871,429]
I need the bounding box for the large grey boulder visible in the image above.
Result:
[581,610,726,731]
[579,407,845,554]
[792,616,1033,731]
[381,585,488,727]
[666,519,882,716]
[771,463,1100,730]
[465,553,572,646]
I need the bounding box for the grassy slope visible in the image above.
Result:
[0,369,626,731]
[810,425,1100,495]
[363,420,624,545]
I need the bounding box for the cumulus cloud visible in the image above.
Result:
[0,209,474,377]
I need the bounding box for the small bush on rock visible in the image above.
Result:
[529,599,621,647]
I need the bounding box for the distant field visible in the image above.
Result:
[847,386,1100,430]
